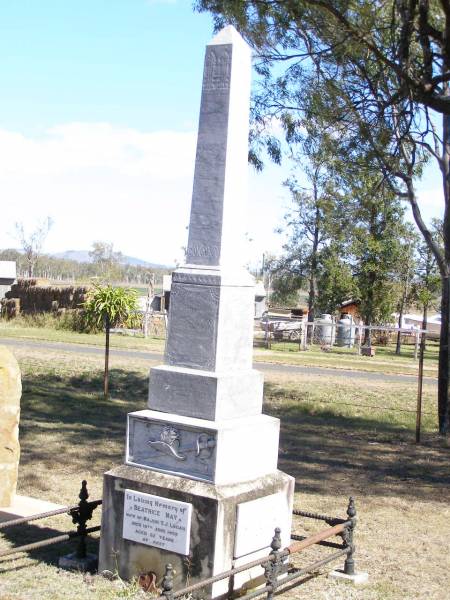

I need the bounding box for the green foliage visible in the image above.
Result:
[316,251,356,315]
[55,310,99,333]
[82,284,139,330]
[349,180,409,325]
[0,248,168,286]
[89,241,123,282]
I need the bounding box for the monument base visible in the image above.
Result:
[58,552,98,573]
[0,495,65,522]
[329,569,369,585]
[98,465,294,599]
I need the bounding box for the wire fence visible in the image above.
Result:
[257,318,430,358]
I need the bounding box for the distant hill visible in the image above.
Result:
[52,250,171,270]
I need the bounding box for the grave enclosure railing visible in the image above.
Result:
[158,497,358,600]
[0,480,102,561]
[0,485,359,600]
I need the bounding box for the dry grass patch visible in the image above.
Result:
[0,347,448,600]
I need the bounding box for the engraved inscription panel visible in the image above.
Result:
[166,282,220,370]
[127,415,217,482]
[123,489,192,555]
[186,139,227,266]
[172,272,221,286]
[203,47,231,92]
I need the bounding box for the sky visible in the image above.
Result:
[0,0,444,268]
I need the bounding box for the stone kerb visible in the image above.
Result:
[0,346,21,507]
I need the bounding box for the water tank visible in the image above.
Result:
[336,314,356,347]
[314,314,335,345]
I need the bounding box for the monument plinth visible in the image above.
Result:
[99,26,294,598]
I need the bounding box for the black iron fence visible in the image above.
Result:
[0,486,360,599]
[157,497,358,600]
[0,480,101,562]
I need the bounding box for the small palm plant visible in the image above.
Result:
[83,283,138,399]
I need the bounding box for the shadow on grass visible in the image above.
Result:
[18,368,148,488]
[264,385,450,503]
[18,369,449,507]
[0,521,99,573]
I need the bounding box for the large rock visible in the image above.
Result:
[0,346,21,507]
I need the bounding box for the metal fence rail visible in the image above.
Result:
[159,497,358,600]
[1,485,361,600]
[0,480,101,562]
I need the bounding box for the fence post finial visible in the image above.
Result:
[162,563,175,600]
[264,527,285,600]
[70,480,95,559]
[343,496,357,575]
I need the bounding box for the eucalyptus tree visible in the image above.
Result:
[196,0,450,433]
[274,155,348,319]
[14,217,52,278]
[394,228,420,354]
[412,220,443,334]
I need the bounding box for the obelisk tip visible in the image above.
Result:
[208,25,249,48]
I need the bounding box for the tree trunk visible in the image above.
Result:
[104,315,110,400]
[396,258,411,355]
[422,303,428,349]
[363,269,376,346]
[307,203,321,323]
[438,275,450,434]
[439,104,450,434]
[307,272,316,321]
[395,309,403,355]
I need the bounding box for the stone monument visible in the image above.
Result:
[0,346,21,507]
[99,26,294,597]
[0,345,66,523]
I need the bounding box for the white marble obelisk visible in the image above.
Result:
[99,27,294,598]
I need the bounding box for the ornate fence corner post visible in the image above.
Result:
[343,496,356,576]
[71,480,95,559]
[264,527,285,600]
[59,480,98,572]
[161,563,175,600]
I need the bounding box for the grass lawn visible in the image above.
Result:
[0,322,166,353]
[0,321,439,377]
[0,344,448,599]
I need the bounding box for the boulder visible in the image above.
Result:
[0,346,21,507]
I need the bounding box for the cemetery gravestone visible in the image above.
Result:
[0,346,21,507]
[98,26,294,598]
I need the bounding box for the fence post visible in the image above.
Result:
[343,497,356,576]
[414,330,419,360]
[59,480,98,571]
[301,320,307,351]
[264,528,284,600]
[161,563,174,600]
[71,480,95,559]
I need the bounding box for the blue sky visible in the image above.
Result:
[0,0,443,267]
[0,0,211,134]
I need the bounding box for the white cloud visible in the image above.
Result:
[0,122,289,267]
[0,123,195,178]
[415,186,444,223]
[0,123,196,265]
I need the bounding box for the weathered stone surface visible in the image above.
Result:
[0,346,21,507]
[126,410,280,485]
[98,465,294,599]
[148,365,263,420]
[164,269,254,374]
[186,27,251,269]
[99,28,295,598]
[0,496,64,522]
